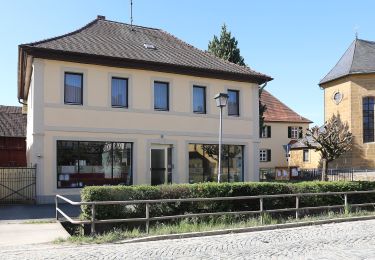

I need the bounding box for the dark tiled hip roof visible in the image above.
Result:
[320,39,375,85]
[20,17,272,86]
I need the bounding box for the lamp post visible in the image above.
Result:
[214,93,229,183]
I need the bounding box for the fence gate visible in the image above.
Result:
[0,167,36,204]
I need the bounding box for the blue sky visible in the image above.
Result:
[2,0,375,125]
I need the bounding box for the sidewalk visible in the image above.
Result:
[0,204,78,246]
[0,222,70,246]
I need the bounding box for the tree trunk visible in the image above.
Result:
[321,159,328,181]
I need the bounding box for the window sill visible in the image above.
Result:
[154,109,169,112]
[64,103,83,106]
[112,106,128,109]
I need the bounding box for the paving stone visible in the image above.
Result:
[1,219,375,259]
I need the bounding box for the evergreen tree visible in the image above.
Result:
[208,24,245,65]
[208,24,266,130]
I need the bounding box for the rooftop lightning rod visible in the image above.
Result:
[130,0,134,30]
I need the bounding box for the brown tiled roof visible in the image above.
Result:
[19,16,272,89]
[261,90,312,124]
[0,106,26,137]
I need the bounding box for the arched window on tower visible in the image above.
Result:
[363,96,375,143]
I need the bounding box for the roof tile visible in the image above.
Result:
[261,90,312,124]
[22,18,271,83]
[0,106,26,137]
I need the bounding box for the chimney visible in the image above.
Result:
[97,15,105,20]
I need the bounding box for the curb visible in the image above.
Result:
[118,214,375,244]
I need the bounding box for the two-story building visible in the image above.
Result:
[18,16,272,203]
[259,90,311,178]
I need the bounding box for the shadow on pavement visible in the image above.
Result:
[0,203,80,221]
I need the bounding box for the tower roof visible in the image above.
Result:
[320,39,375,85]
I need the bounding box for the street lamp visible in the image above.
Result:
[214,92,229,183]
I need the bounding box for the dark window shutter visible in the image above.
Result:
[267,126,271,138]
[267,149,272,162]
[259,127,263,138]
[288,127,291,138]
[299,127,303,139]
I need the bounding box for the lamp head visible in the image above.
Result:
[214,93,229,108]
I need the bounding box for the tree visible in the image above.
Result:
[208,24,245,65]
[304,114,353,181]
[208,24,267,130]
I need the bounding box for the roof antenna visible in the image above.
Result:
[130,0,134,31]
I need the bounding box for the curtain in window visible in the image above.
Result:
[228,90,239,115]
[111,78,128,107]
[154,82,168,110]
[193,86,205,113]
[64,73,82,104]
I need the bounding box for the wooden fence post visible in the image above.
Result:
[295,196,299,220]
[145,203,150,234]
[260,198,264,225]
[91,204,96,235]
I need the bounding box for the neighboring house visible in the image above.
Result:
[288,136,321,169]
[259,90,312,174]
[17,16,272,203]
[320,38,375,169]
[0,105,27,167]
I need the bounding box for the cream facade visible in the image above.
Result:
[259,122,310,169]
[26,59,261,203]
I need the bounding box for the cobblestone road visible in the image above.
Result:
[2,219,375,259]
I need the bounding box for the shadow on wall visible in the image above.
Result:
[321,113,374,169]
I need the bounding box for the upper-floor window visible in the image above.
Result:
[193,85,206,114]
[363,97,374,143]
[154,81,169,111]
[64,72,83,105]
[303,149,309,162]
[111,77,128,108]
[260,149,271,162]
[228,89,239,116]
[288,126,303,139]
[260,126,271,138]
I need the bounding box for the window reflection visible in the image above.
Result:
[57,141,132,188]
[188,144,243,183]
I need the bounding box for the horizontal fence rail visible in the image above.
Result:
[56,190,375,234]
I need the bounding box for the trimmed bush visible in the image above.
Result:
[81,181,375,220]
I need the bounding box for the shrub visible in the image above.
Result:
[80,181,375,221]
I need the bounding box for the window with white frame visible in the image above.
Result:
[260,126,271,138]
[288,126,302,139]
[260,149,271,162]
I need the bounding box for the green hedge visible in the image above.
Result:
[81,181,375,220]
